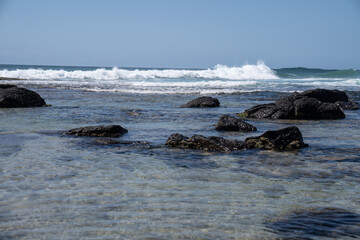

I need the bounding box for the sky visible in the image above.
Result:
[0,0,359,69]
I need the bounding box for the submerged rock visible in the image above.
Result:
[166,126,307,152]
[93,138,149,145]
[245,126,308,151]
[241,89,356,120]
[215,115,257,132]
[165,133,246,152]
[266,207,360,239]
[183,96,220,108]
[93,138,122,145]
[335,100,360,110]
[0,77,22,80]
[65,125,128,137]
[0,84,47,108]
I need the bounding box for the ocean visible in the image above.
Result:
[1,63,360,239]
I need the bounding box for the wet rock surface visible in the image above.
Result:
[245,126,308,151]
[215,114,257,132]
[165,133,246,152]
[183,96,220,108]
[166,126,307,152]
[242,89,355,119]
[0,84,47,108]
[65,125,128,137]
[266,207,360,239]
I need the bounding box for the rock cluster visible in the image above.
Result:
[166,126,307,152]
[242,89,358,120]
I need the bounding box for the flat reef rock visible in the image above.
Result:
[0,84,47,108]
[183,96,220,108]
[215,114,257,132]
[241,89,359,120]
[65,125,128,138]
[166,126,307,152]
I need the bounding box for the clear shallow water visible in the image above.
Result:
[1,64,360,239]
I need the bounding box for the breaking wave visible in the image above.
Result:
[1,62,359,94]
[0,62,278,81]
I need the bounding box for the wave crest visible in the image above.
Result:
[0,62,278,80]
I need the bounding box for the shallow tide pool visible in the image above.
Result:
[1,88,360,239]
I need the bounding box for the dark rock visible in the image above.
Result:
[215,115,257,132]
[165,133,246,152]
[0,85,47,108]
[167,127,308,152]
[242,89,349,120]
[183,96,220,108]
[266,207,360,239]
[65,125,128,137]
[0,84,17,89]
[245,126,308,151]
[300,88,349,103]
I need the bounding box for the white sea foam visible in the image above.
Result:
[1,62,360,94]
[0,62,278,80]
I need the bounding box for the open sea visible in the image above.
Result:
[1,63,360,239]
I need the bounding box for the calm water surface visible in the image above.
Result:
[1,87,360,239]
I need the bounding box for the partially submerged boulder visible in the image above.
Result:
[241,89,358,120]
[166,126,307,152]
[0,84,47,108]
[245,126,308,151]
[183,96,220,108]
[215,115,257,132]
[266,207,360,239]
[165,133,246,152]
[65,125,128,137]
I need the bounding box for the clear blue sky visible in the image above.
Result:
[0,0,359,69]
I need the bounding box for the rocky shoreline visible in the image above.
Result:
[2,84,358,153]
